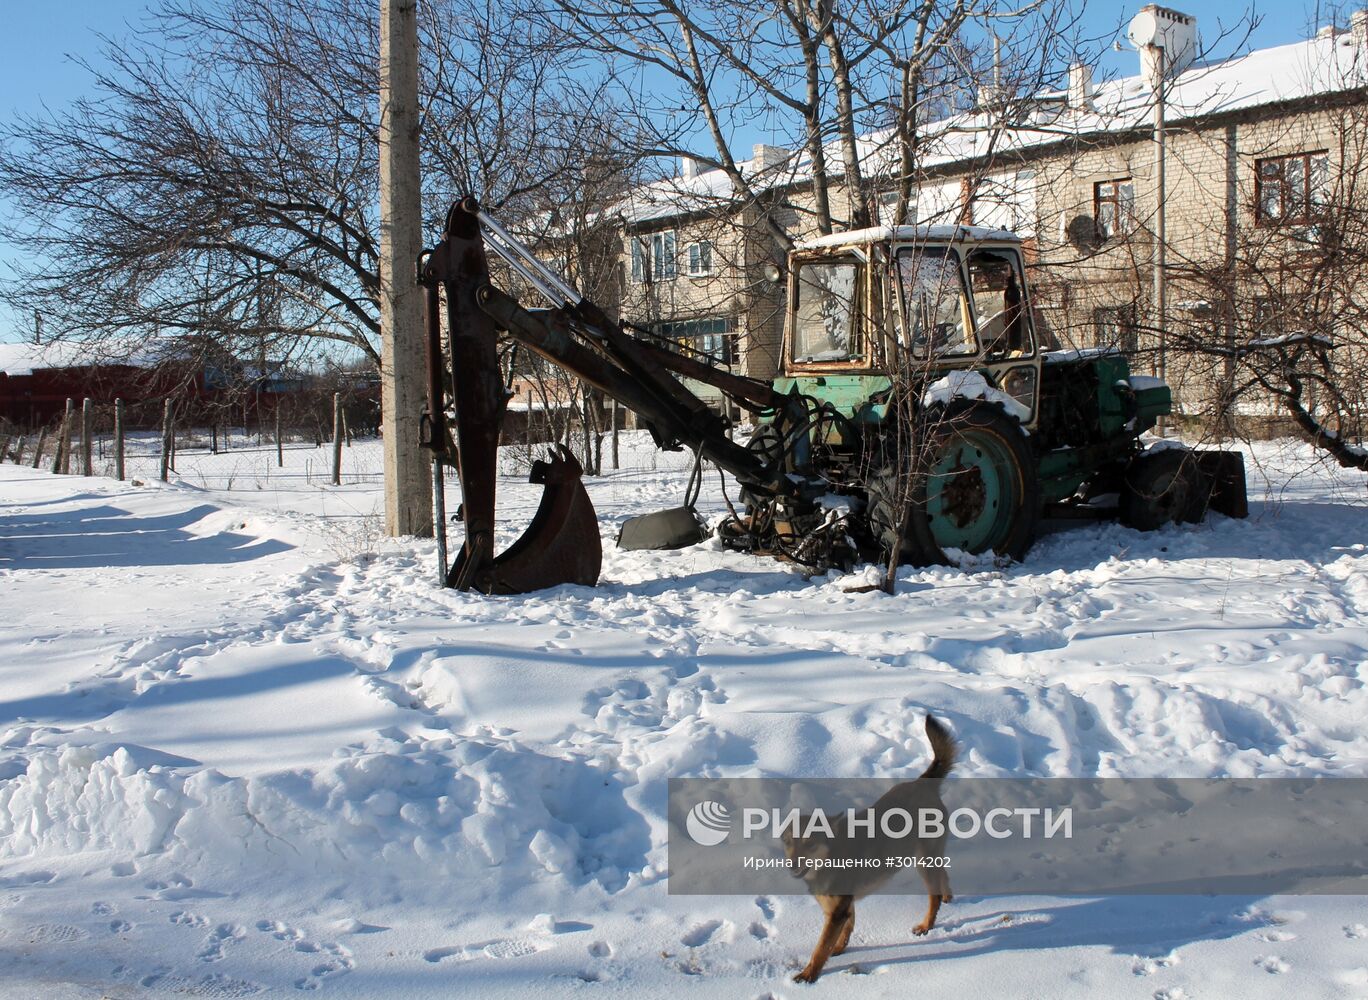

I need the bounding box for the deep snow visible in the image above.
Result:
[1,432,1367,998]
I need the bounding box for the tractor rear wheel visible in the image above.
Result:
[1119,447,1210,530]
[868,401,1040,566]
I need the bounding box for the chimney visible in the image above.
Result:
[1129,5,1198,88]
[1067,62,1094,109]
[977,33,1008,109]
[1353,8,1368,45]
[681,157,698,179]
[751,143,790,171]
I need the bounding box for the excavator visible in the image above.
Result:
[417,197,1246,595]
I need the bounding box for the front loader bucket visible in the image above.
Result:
[422,198,603,595]
[451,446,602,594]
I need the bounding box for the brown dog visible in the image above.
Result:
[783,715,957,983]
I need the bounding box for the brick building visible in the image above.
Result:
[591,6,1368,428]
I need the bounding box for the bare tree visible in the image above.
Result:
[1159,89,1368,469]
[0,0,630,372]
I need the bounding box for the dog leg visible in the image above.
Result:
[794,894,853,984]
[832,906,855,956]
[932,869,952,904]
[913,893,944,936]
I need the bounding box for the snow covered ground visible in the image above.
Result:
[1,432,1367,998]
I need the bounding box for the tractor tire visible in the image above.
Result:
[1119,447,1211,531]
[867,401,1040,567]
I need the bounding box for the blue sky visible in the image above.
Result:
[0,0,1342,340]
[0,1,1329,120]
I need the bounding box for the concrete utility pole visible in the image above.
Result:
[379,0,433,536]
[1152,45,1168,435]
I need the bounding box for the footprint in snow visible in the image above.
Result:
[1345,923,1368,938]
[24,923,87,944]
[681,919,732,948]
[1258,929,1296,943]
[483,938,541,959]
[256,919,302,942]
[197,924,246,963]
[256,919,354,988]
[1153,989,1190,1000]
[1131,954,1177,976]
[1255,955,1290,974]
[423,938,544,964]
[141,970,263,997]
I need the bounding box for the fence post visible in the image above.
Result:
[275,410,283,468]
[54,399,73,474]
[11,435,23,465]
[114,399,125,481]
[332,392,343,486]
[160,399,173,481]
[611,400,620,470]
[81,398,93,476]
[31,428,46,469]
[211,423,218,454]
[0,434,10,464]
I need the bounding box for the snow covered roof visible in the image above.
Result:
[617,28,1368,228]
[795,224,1021,251]
[0,337,185,376]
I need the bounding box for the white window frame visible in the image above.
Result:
[630,230,678,283]
[686,240,714,276]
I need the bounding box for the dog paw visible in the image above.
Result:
[912,923,931,936]
[793,967,819,984]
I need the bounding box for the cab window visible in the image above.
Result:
[792,259,862,363]
[966,249,1032,358]
[894,247,974,357]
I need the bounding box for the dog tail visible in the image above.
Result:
[919,715,957,781]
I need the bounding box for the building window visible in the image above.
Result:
[686,241,713,276]
[656,316,735,365]
[878,190,916,225]
[1093,179,1134,239]
[1093,304,1137,353]
[630,230,678,282]
[1256,151,1328,225]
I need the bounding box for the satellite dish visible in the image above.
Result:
[1066,214,1102,252]
[1128,9,1159,47]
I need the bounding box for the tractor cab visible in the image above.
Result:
[780,225,1043,429]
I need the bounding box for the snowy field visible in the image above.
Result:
[2,431,1368,998]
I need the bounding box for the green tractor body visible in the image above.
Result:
[721,224,1246,568]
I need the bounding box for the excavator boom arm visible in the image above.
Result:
[418,197,788,593]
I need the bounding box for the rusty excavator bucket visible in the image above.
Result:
[419,200,602,594]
